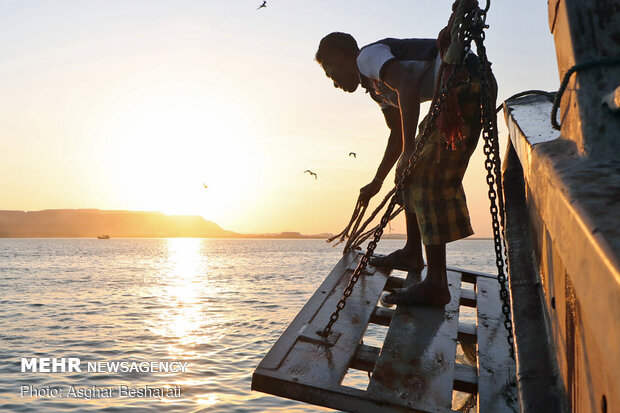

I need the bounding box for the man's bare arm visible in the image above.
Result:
[374,107,403,182]
[380,60,421,154]
[359,106,402,204]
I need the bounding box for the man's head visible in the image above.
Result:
[315,32,360,93]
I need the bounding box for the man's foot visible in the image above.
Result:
[369,249,424,273]
[382,282,451,307]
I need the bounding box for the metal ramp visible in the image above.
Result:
[252,251,518,412]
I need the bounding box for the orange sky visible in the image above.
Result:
[0,1,558,236]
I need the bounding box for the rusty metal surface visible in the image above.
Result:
[370,306,477,346]
[475,277,518,413]
[252,368,417,413]
[253,254,525,412]
[505,95,620,271]
[502,142,568,412]
[504,95,620,412]
[459,289,476,307]
[255,252,389,373]
[352,343,478,395]
[367,271,462,412]
[256,251,357,371]
[275,252,389,387]
[253,262,526,412]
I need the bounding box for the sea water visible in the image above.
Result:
[0,238,496,412]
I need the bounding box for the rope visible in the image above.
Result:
[350,207,403,250]
[551,57,620,130]
[320,0,482,338]
[344,187,397,251]
[444,0,471,64]
[321,0,516,361]
[328,0,479,252]
[326,200,366,246]
[496,90,555,113]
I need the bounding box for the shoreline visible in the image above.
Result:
[0,236,493,240]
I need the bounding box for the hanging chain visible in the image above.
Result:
[471,9,515,359]
[319,2,515,349]
[319,52,463,340]
[319,67,462,338]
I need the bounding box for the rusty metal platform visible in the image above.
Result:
[252,251,517,412]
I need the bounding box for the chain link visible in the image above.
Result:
[472,9,515,359]
[319,66,461,338]
[320,3,515,358]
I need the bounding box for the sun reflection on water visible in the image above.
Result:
[148,238,223,356]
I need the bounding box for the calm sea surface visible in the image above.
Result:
[0,238,496,412]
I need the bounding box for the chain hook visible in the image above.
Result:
[482,0,490,14]
[470,0,490,27]
[319,0,509,351]
[471,7,488,29]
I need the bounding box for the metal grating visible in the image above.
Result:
[252,251,517,412]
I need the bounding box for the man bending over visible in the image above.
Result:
[315,32,495,306]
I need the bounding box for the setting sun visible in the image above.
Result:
[0,2,581,413]
[0,0,558,237]
[91,84,264,224]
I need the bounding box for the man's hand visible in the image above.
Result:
[359,179,382,205]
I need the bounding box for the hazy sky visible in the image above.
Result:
[0,0,558,236]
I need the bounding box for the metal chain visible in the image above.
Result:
[319,2,513,345]
[319,66,462,339]
[471,9,515,359]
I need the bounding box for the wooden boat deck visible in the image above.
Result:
[252,251,517,412]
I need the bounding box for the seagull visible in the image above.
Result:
[203,183,208,189]
[349,152,357,158]
[304,170,317,180]
[257,1,267,9]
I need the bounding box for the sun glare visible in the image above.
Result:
[149,238,223,355]
[94,85,264,226]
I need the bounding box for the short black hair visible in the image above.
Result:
[315,32,359,66]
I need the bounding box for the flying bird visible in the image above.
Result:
[257,1,267,9]
[349,152,357,158]
[304,170,317,180]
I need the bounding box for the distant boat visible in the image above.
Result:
[97,235,110,239]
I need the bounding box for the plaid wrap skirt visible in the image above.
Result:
[397,73,489,245]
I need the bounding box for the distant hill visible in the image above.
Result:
[0,209,236,238]
[236,231,335,239]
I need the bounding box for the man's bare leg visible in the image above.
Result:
[370,211,424,272]
[383,243,451,306]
